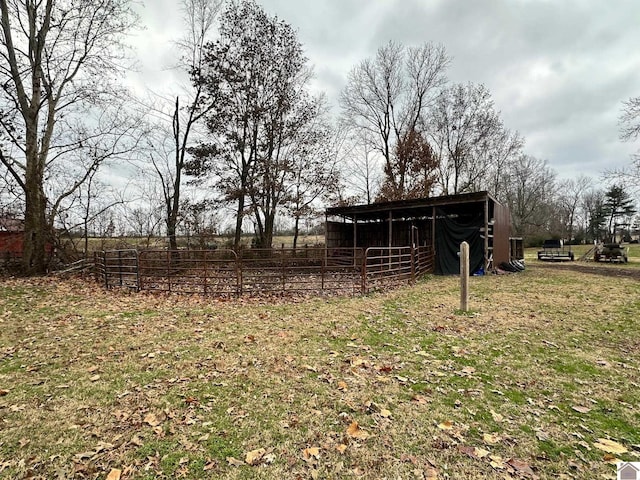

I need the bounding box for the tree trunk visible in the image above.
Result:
[258,212,275,250]
[234,195,245,251]
[167,220,178,251]
[292,215,300,250]
[169,96,181,252]
[20,114,48,274]
[22,172,48,274]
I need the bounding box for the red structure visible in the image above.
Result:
[0,216,25,260]
[0,215,53,264]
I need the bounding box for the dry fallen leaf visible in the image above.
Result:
[425,467,438,480]
[535,430,550,442]
[379,408,392,418]
[572,405,591,414]
[506,458,537,477]
[460,366,476,375]
[474,447,490,459]
[245,448,266,465]
[489,410,503,422]
[411,394,430,405]
[437,420,453,430]
[303,447,320,461]
[593,438,627,454]
[143,412,162,427]
[0,389,8,396]
[337,381,348,391]
[489,455,505,470]
[336,444,347,454]
[226,456,244,467]
[346,421,370,440]
[602,453,620,463]
[459,446,490,459]
[105,469,121,480]
[483,433,501,445]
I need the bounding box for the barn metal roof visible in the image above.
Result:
[326,191,499,221]
[0,215,24,232]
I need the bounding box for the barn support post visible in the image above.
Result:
[324,212,328,266]
[388,211,393,270]
[431,206,436,255]
[411,224,417,283]
[352,215,357,268]
[484,197,490,271]
[460,241,469,311]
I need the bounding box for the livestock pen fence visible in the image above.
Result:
[94,245,435,296]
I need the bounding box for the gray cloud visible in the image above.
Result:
[132,0,640,182]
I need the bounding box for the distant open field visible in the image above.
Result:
[1,263,639,479]
[74,234,326,252]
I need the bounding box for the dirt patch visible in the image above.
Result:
[533,261,640,280]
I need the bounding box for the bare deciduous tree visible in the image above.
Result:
[430,83,514,195]
[504,155,557,238]
[340,41,449,200]
[0,0,140,273]
[285,104,340,249]
[145,0,222,251]
[339,131,383,205]
[557,175,592,242]
[620,96,640,144]
[612,96,640,192]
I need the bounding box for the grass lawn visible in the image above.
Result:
[1,265,639,479]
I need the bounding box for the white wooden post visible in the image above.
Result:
[460,241,469,311]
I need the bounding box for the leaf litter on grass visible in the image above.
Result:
[0,270,639,478]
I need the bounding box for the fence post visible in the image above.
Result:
[135,250,141,291]
[460,241,469,312]
[118,250,123,286]
[167,249,171,293]
[102,251,109,289]
[93,251,98,282]
[321,249,326,292]
[203,250,208,296]
[236,250,242,297]
[411,246,416,284]
[281,248,286,292]
[361,248,368,294]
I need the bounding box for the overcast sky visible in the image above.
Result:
[129,0,640,184]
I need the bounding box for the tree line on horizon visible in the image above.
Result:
[0,0,638,273]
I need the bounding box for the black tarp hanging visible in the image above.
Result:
[434,207,484,275]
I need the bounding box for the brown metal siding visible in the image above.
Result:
[492,202,511,266]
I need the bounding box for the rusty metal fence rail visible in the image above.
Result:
[415,245,435,277]
[139,249,239,295]
[96,245,434,296]
[363,247,413,293]
[238,247,362,295]
[95,249,140,290]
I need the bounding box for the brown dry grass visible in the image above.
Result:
[1,266,639,479]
